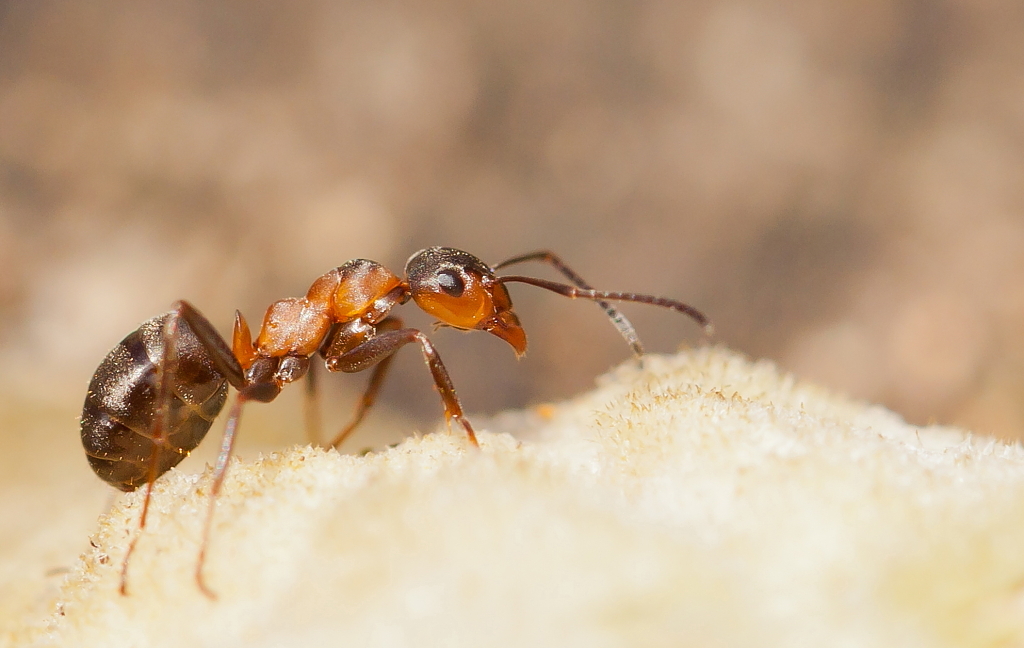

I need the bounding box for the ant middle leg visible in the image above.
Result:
[324,317,405,449]
[324,322,478,447]
[304,362,323,445]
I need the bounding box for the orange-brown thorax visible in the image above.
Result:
[230,248,530,377]
[232,260,405,371]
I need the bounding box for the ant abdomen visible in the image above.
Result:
[81,312,230,492]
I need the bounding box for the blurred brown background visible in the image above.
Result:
[2,0,1024,443]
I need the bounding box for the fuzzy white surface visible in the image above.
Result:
[15,348,1024,647]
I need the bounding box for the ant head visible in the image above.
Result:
[405,247,527,356]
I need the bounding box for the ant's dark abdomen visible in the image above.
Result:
[80,313,229,492]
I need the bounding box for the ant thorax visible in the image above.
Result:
[253,260,404,359]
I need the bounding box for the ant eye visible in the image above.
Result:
[437,270,465,297]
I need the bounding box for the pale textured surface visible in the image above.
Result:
[11,347,1024,647]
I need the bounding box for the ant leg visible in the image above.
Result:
[194,392,248,599]
[129,301,247,598]
[326,327,478,447]
[304,362,323,445]
[494,251,644,357]
[119,309,183,595]
[174,300,258,598]
[326,317,404,449]
[175,300,246,390]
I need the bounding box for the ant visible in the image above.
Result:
[80,247,711,597]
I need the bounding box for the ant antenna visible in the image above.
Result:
[494,251,645,357]
[497,275,714,336]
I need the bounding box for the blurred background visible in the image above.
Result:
[2,0,1024,628]
[2,0,1024,445]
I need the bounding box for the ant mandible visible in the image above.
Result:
[80,247,711,597]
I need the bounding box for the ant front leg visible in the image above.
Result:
[323,319,478,448]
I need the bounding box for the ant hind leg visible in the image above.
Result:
[119,306,186,595]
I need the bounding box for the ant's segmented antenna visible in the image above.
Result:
[494,251,646,357]
[498,275,714,336]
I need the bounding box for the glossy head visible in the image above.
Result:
[405,247,527,356]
